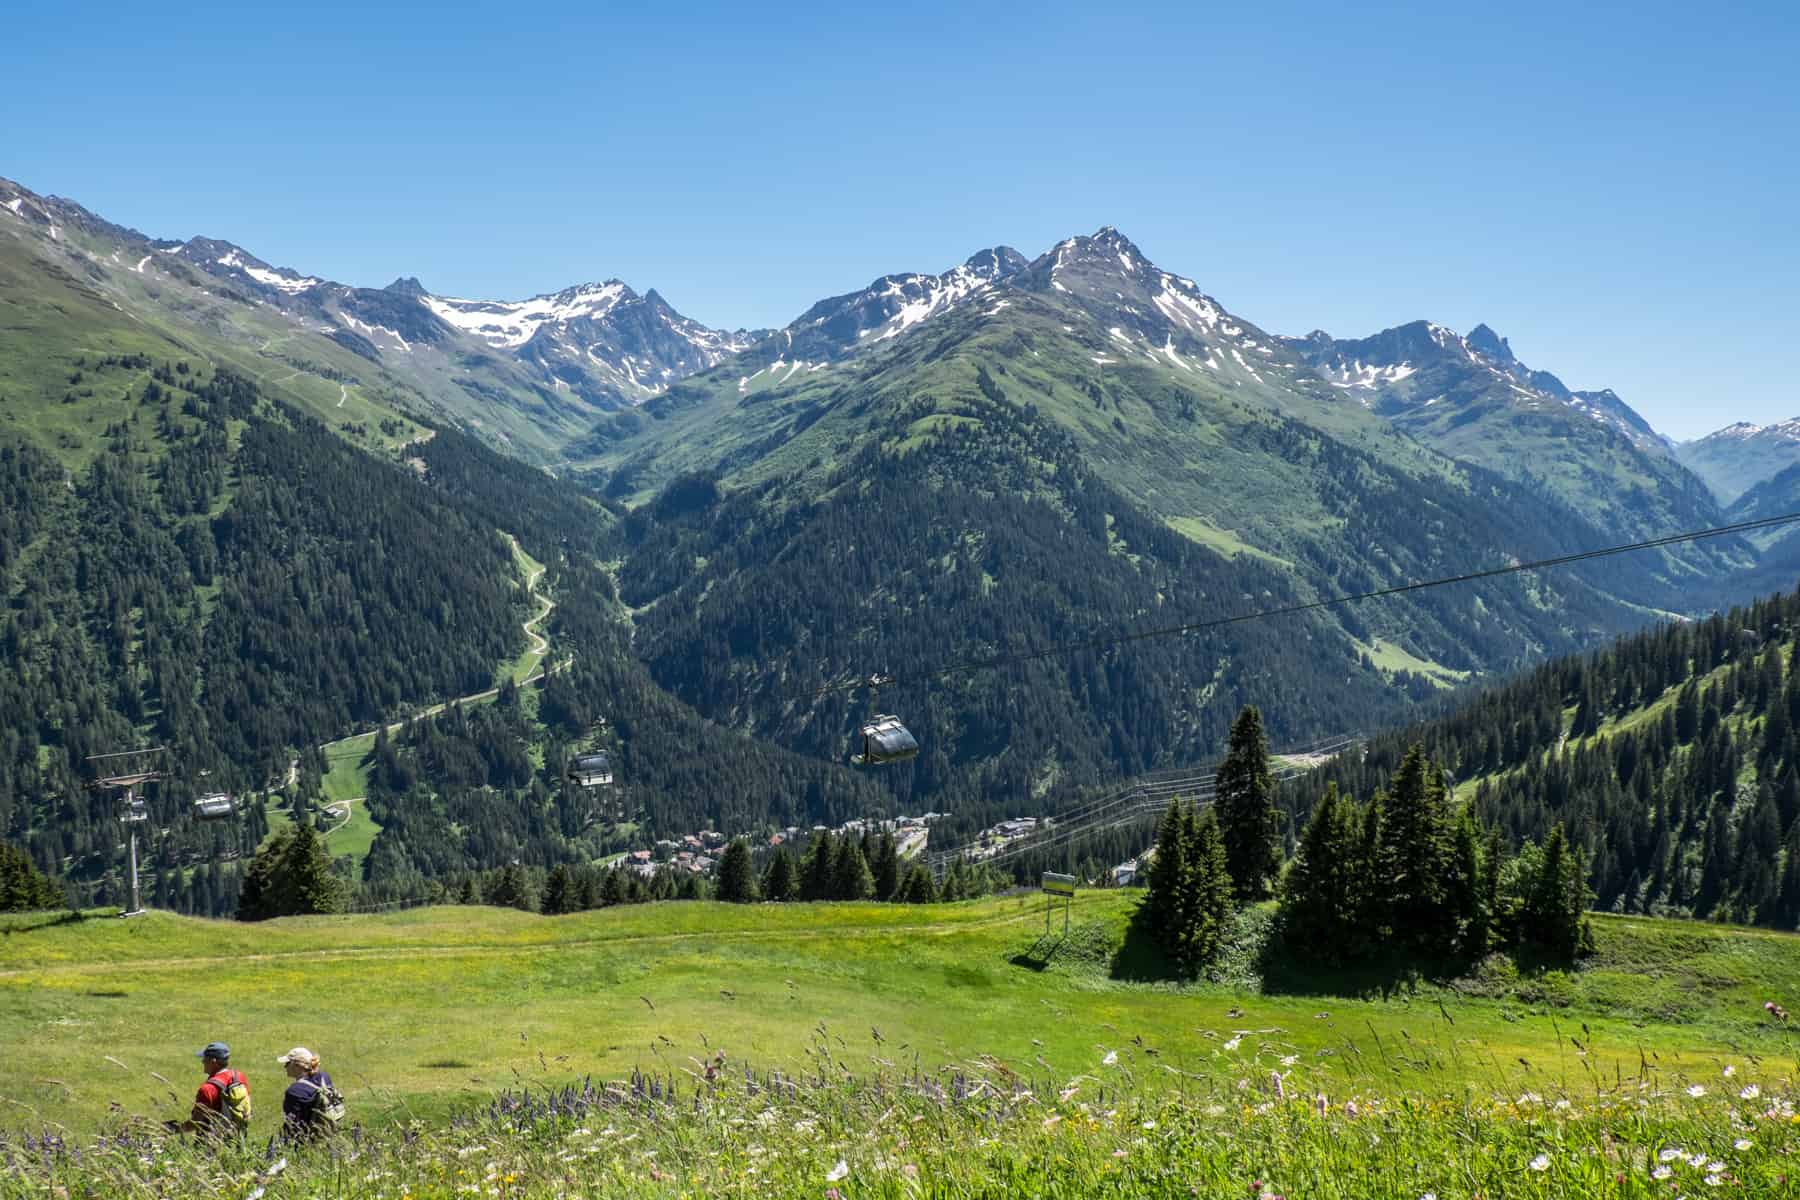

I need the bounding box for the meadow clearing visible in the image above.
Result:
[2,892,1798,1196]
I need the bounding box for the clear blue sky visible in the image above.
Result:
[3,1,1794,440]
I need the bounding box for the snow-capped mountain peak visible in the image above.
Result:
[423,281,634,349]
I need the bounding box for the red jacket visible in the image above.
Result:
[191,1068,248,1129]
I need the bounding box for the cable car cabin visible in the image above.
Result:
[124,797,150,823]
[193,793,236,821]
[853,715,919,766]
[567,753,614,788]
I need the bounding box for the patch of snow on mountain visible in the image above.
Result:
[1230,348,1264,382]
[1152,280,1221,333]
[424,282,630,348]
[134,255,152,273]
[1322,361,1417,390]
[243,264,322,294]
[3,197,21,216]
[1161,337,1192,371]
[1091,355,1116,365]
[216,251,246,269]
[339,312,412,351]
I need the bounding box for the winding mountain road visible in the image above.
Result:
[298,533,567,772]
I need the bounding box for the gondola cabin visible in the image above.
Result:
[567,752,614,788]
[853,715,919,766]
[193,793,236,821]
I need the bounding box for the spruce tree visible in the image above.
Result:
[1145,797,1192,949]
[1449,809,1485,958]
[832,838,876,901]
[1277,785,1364,965]
[716,839,759,903]
[237,823,346,920]
[0,839,65,912]
[1774,820,1800,929]
[800,833,836,901]
[1517,824,1590,960]
[1376,745,1452,954]
[872,831,900,900]
[1215,705,1280,901]
[897,864,936,903]
[541,863,575,915]
[1186,807,1236,970]
[761,847,796,901]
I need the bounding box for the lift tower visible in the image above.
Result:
[86,747,167,919]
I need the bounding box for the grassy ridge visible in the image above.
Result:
[2,895,1797,1140]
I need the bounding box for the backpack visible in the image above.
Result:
[307,1075,346,1127]
[208,1069,252,1132]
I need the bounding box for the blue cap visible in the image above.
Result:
[197,1042,230,1061]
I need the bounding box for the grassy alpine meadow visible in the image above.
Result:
[2,893,1799,1196]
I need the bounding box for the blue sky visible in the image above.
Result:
[3,1,1794,440]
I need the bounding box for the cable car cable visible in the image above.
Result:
[815,510,1800,698]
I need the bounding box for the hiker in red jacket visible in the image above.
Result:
[172,1041,251,1137]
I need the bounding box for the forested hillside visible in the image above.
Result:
[0,364,534,900]
[607,374,1763,842]
[1296,588,1800,929]
[0,358,911,914]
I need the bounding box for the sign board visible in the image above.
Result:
[1041,872,1077,897]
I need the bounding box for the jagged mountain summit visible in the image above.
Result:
[735,246,1031,375]
[590,225,1706,549]
[0,175,757,458]
[1676,419,1800,506]
[1285,318,1665,452]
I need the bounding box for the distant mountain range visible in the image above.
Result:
[3,170,1794,830]
[0,177,762,458]
[1675,421,1800,506]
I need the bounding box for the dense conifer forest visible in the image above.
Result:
[0,365,528,908]
[1294,588,1800,930]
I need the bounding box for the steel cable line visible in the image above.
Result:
[815,512,1800,698]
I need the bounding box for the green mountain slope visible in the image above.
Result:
[568,230,1755,822]
[0,176,768,462]
[1297,585,1800,930]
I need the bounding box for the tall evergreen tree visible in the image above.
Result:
[716,838,759,903]
[541,863,575,915]
[760,847,796,902]
[0,839,64,912]
[871,831,900,901]
[1516,823,1590,959]
[237,823,347,920]
[800,833,837,902]
[1376,745,1453,954]
[1215,705,1280,900]
[1145,797,1192,948]
[896,864,936,903]
[1277,785,1364,964]
[1185,807,1236,971]
[832,837,876,901]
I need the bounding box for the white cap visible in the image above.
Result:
[277,1046,317,1066]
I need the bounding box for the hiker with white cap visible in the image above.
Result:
[277,1046,345,1141]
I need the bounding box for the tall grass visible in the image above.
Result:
[8,1021,1796,1198]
